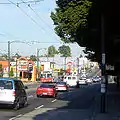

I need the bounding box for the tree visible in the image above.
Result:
[9,68,14,77]
[47,45,58,57]
[58,45,71,57]
[30,55,37,61]
[50,0,94,58]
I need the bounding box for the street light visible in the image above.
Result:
[14,57,17,79]
[36,48,46,80]
[8,40,31,77]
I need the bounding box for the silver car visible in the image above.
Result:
[0,78,28,110]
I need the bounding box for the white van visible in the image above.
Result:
[63,75,78,87]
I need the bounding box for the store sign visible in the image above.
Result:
[67,62,72,67]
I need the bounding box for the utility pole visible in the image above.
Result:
[77,57,79,75]
[101,14,106,113]
[36,48,39,81]
[8,41,10,77]
[64,57,67,71]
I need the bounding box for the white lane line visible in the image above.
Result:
[51,99,57,103]
[28,95,33,98]
[35,105,44,110]
[9,114,22,120]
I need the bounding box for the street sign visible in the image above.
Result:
[67,62,72,66]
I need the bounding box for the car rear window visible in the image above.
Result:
[0,80,13,89]
[40,84,54,88]
[68,77,71,80]
[72,77,76,80]
[56,82,66,85]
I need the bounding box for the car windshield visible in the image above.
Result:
[0,80,13,90]
[40,74,46,78]
[47,74,52,78]
[40,84,54,88]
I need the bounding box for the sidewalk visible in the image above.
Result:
[93,83,120,120]
[15,83,120,120]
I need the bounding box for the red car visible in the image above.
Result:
[36,83,57,98]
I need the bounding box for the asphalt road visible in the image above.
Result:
[0,70,100,120]
[14,84,100,120]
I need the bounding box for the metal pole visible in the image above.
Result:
[16,59,17,79]
[8,41,10,77]
[36,49,39,80]
[64,57,67,71]
[77,57,79,75]
[101,14,106,113]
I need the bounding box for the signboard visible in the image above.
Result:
[67,62,72,67]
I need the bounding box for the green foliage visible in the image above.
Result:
[58,45,71,57]
[47,45,58,57]
[9,68,14,77]
[51,0,92,43]
[30,55,37,61]
[51,0,102,61]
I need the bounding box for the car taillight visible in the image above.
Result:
[37,87,42,91]
[12,91,16,96]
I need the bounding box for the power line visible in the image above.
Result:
[0,0,42,5]
[7,0,61,43]
[19,0,61,43]
[7,0,45,33]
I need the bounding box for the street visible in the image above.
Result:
[14,83,100,120]
[0,70,100,120]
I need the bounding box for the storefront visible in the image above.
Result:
[17,56,36,81]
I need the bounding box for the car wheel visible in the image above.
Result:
[13,101,20,110]
[37,94,40,98]
[22,97,28,107]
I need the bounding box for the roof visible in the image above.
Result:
[0,61,8,66]
[0,77,20,81]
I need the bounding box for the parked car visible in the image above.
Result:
[0,78,28,110]
[55,81,68,91]
[36,83,57,98]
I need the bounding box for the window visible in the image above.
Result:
[15,81,24,90]
[40,74,46,78]
[68,77,71,80]
[47,74,52,78]
[72,77,76,80]
[0,80,13,90]
[40,84,54,88]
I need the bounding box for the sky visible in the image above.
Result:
[0,0,85,57]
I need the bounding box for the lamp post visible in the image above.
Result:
[14,57,17,79]
[100,14,106,113]
[8,40,31,77]
[36,48,46,80]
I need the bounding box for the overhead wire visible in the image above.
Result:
[0,0,42,5]
[7,0,46,33]
[20,0,62,43]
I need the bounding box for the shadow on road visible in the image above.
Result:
[32,84,100,120]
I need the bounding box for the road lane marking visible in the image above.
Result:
[9,114,22,120]
[35,105,44,110]
[51,99,57,103]
[28,95,33,98]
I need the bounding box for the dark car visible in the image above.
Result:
[36,83,57,98]
[0,78,28,110]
